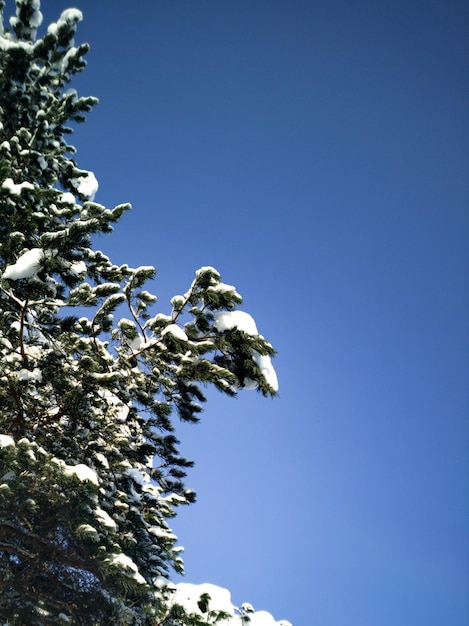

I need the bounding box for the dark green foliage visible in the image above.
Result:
[0,2,277,624]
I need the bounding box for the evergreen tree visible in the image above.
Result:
[0,2,283,624]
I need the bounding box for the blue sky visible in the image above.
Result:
[27,1,469,624]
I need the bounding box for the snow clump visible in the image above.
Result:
[63,463,99,485]
[171,583,292,625]
[2,178,34,195]
[0,434,15,448]
[51,459,99,486]
[161,324,188,342]
[47,8,83,37]
[94,507,117,530]
[107,553,146,585]
[60,191,76,204]
[213,310,259,336]
[252,353,278,392]
[3,248,44,280]
[72,170,98,200]
[213,311,279,392]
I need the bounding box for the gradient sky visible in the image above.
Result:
[17,1,469,624]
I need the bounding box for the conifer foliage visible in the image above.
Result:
[0,2,280,624]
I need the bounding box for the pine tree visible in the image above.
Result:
[0,2,281,624]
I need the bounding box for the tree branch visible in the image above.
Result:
[1,521,104,583]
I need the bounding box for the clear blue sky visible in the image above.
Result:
[27,1,469,624]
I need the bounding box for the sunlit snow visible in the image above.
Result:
[58,8,83,25]
[3,248,44,280]
[18,368,42,383]
[47,8,83,36]
[207,282,240,297]
[0,434,15,448]
[77,524,98,536]
[126,467,148,485]
[2,178,34,195]
[51,459,99,486]
[60,191,76,205]
[213,310,259,335]
[213,311,279,392]
[161,324,188,341]
[94,507,117,529]
[253,352,279,392]
[172,583,292,625]
[195,265,220,279]
[108,553,146,585]
[28,7,43,29]
[64,464,99,485]
[73,170,98,200]
[0,36,33,52]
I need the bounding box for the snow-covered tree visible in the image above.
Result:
[0,2,287,624]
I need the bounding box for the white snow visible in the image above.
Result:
[61,47,78,73]
[0,38,33,53]
[47,9,82,36]
[8,1,42,36]
[52,460,99,486]
[126,468,147,485]
[240,377,257,391]
[213,311,259,335]
[64,464,99,485]
[73,171,98,200]
[94,507,117,530]
[77,523,98,536]
[161,324,188,341]
[171,583,291,625]
[64,88,78,102]
[2,178,34,195]
[127,335,143,351]
[147,525,177,540]
[253,353,279,392]
[29,8,43,29]
[207,282,240,296]
[18,368,43,383]
[119,319,143,351]
[246,612,293,626]
[58,8,83,25]
[69,261,87,276]
[99,390,129,422]
[0,435,15,448]
[108,553,146,585]
[213,311,279,391]
[3,248,44,280]
[0,336,13,348]
[195,266,220,279]
[172,583,234,617]
[94,452,109,469]
[60,191,76,205]
[146,313,172,328]
[46,22,57,36]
